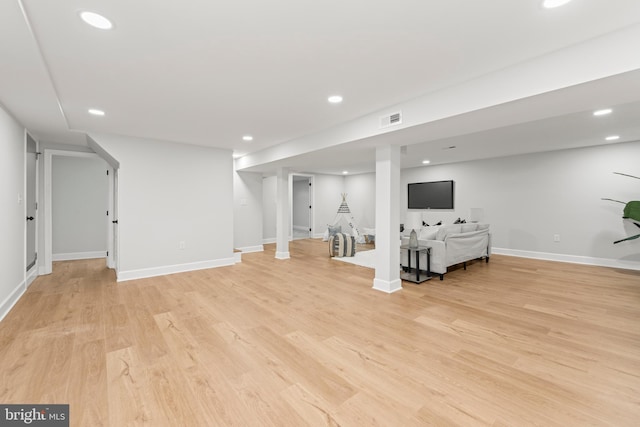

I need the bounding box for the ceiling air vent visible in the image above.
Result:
[380,111,402,128]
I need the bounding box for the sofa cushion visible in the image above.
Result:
[436,224,462,241]
[419,227,438,240]
[461,223,478,233]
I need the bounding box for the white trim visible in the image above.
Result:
[106,167,115,269]
[234,252,242,263]
[263,237,277,244]
[237,245,264,253]
[43,151,52,274]
[313,233,325,239]
[52,251,107,261]
[116,257,236,282]
[23,130,27,276]
[492,247,640,271]
[372,278,403,294]
[275,251,290,260]
[0,280,26,322]
[26,266,38,287]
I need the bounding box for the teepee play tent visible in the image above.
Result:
[323,194,365,243]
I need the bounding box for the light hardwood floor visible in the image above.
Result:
[1,239,639,426]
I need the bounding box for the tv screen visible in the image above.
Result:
[408,180,454,209]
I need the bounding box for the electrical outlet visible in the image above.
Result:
[553,234,560,243]
[179,241,186,250]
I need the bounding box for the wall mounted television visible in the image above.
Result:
[407,180,454,209]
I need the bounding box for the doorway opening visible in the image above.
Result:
[43,150,113,274]
[291,174,314,240]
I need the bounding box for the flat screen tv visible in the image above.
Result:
[408,180,454,209]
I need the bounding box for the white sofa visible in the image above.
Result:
[400,223,491,280]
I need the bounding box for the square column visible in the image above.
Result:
[373,145,402,293]
[275,167,290,259]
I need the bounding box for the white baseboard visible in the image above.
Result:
[0,280,26,322]
[116,257,236,282]
[52,251,106,261]
[263,237,294,244]
[26,267,38,288]
[275,251,290,260]
[492,247,640,271]
[313,233,325,239]
[237,245,264,253]
[234,252,242,263]
[372,278,403,294]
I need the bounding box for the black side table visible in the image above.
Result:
[400,244,432,283]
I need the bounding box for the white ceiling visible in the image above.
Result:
[242,70,640,174]
[1,0,640,174]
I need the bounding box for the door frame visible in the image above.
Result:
[106,168,118,271]
[43,150,112,275]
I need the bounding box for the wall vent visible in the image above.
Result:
[380,111,402,128]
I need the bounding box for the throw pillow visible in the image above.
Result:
[419,227,438,240]
[329,232,356,257]
[436,224,462,241]
[461,223,478,233]
[328,225,342,237]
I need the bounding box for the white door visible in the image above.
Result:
[26,134,37,271]
[113,169,119,272]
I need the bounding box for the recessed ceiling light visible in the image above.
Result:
[242,135,253,141]
[543,0,573,8]
[328,95,343,104]
[342,170,349,175]
[605,135,620,141]
[79,11,113,30]
[88,108,105,116]
[593,108,613,116]
[422,160,431,164]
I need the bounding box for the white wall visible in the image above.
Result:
[52,155,108,258]
[311,174,344,237]
[292,178,310,230]
[262,175,277,242]
[344,173,376,230]
[401,141,640,267]
[233,170,264,251]
[0,105,26,320]
[91,133,235,280]
[258,142,640,268]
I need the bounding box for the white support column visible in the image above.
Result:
[373,145,402,293]
[275,167,290,260]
